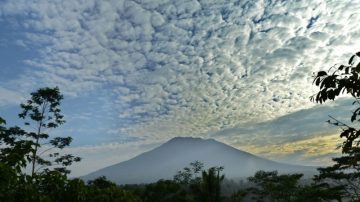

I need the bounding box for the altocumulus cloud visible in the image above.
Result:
[0,87,24,106]
[1,0,360,144]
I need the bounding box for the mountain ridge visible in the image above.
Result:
[82,137,316,184]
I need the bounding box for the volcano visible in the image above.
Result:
[82,137,316,184]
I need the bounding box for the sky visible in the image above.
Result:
[0,0,360,177]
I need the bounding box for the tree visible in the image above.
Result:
[35,170,68,201]
[0,88,84,201]
[311,51,360,152]
[17,87,81,176]
[174,160,204,184]
[173,161,204,201]
[0,117,5,132]
[87,176,117,189]
[0,154,18,201]
[173,161,225,201]
[314,151,360,200]
[311,51,360,200]
[245,170,342,202]
[64,178,88,202]
[142,180,194,202]
[86,176,141,202]
[295,182,343,202]
[247,170,303,202]
[0,117,32,173]
[199,166,225,202]
[0,87,81,178]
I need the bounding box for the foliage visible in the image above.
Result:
[314,149,360,200]
[0,162,18,201]
[295,182,343,202]
[311,51,360,152]
[1,87,81,177]
[246,170,343,202]
[23,87,80,176]
[199,166,225,202]
[173,162,225,202]
[311,52,360,200]
[0,122,31,173]
[173,160,204,184]
[142,180,194,202]
[86,176,140,202]
[247,170,303,202]
[0,88,82,201]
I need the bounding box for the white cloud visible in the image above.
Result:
[0,0,360,146]
[0,87,24,106]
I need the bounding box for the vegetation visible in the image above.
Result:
[247,170,303,201]
[246,170,342,202]
[311,51,360,200]
[0,87,139,201]
[172,162,225,202]
[311,51,360,152]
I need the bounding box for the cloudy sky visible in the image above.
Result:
[1,0,360,176]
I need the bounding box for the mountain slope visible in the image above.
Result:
[82,137,316,184]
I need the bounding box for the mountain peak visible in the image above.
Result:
[83,136,316,184]
[167,136,216,143]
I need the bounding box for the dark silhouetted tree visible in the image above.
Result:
[248,170,303,202]
[173,161,225,201]
[199,166,225,202]
[142,180,194,202]
[87,176,141,202]
[311,51,360,200]
[0,88,84,201]
[246,170,342,202]
[0,118,19,201]
[174,160,204,185]
[295,182,343,202]
[64,178,87,202]
[0,117,32,173]
[15,87,81,177]
[311,51,360,152]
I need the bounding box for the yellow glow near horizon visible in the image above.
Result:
[240,133,342,165]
